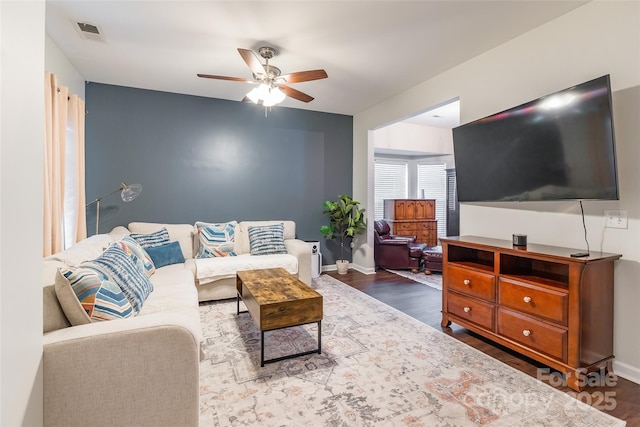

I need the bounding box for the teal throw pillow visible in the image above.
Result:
[144,241,185,268]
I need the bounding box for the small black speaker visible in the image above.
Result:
[512,234,527,247]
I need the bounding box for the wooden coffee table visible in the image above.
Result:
[236,268,323,366]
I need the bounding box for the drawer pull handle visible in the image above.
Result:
[523,296,532,303]
[463,279,471,286]
[522,329,531,337]
[463,306,471,313]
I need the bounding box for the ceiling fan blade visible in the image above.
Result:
[279,69,328,83]
[237,48,266,76]
[197,73,251,82]
[278,85,314,103]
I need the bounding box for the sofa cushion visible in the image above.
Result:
[44,234,113,267]
[139,282,199,316]
[128,222,197,259]
[235,220,296,255]
[195,253,298,283]
[80,244,154,314]
[195,221,238,258]
[248,223,288,255]
[150,263,195,289]
[55,267,134,325]
[144,241,185,268]
[117,236,156,276]
[130,227,170,249]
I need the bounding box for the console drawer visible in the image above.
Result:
[499,278,568,325]
[447,265,495,301]
[448,291,494,331]
[498,308,567,362]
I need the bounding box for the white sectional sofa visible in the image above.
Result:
[42,220,311,427]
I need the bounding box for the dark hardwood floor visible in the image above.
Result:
[327,269,640,426]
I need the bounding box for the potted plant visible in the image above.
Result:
[320,194,367,274]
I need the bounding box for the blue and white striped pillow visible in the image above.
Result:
[117,236,156,276]
[248,223,288,255]
[80,244,154,314]
[130,227,170,249]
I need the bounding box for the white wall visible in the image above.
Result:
[354,1,640,382]
[45,34,85,99]
[1,1,45,425]
[374,122,453,155]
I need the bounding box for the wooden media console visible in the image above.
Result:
[440,235,621,392]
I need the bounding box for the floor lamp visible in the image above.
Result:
[86,182,142,235]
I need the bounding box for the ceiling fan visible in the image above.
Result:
[197,47,328,106]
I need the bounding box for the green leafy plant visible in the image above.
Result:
[320,194,367,261]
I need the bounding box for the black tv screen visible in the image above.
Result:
[453,75,619,202]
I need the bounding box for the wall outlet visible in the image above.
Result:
[604,210,628,229]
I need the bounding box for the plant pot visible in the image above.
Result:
[336,260,349,275]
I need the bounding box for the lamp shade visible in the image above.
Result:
[121,183,142,202]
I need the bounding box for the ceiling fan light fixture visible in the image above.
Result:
[246,84,286,107]
[264,87,286,106]
[246,86,263,104]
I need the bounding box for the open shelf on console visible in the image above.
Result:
[500,253,569,290]
[447,245,494,273]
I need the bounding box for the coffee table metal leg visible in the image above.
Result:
[261,320,322,366]
[261,331,265,367]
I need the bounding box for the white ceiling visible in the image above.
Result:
[45,1,586,119]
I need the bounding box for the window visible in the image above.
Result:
[417,163,446,237]
[374,160,407,219]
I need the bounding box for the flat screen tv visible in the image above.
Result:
[453,75,619,202]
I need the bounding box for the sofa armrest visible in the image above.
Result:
[285,238,312,285]
[184,257,197,277]
[378,239,413,247]
[389,234,417,242]
[43,311,200,427]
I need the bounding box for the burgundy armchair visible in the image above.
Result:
[374,219,426,272]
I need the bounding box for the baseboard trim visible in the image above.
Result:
[350,263,375,275]
[320,263,375,275]
[613,360,640,385]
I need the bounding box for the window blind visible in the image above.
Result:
[417,163,446,237]
[374,160,408,219]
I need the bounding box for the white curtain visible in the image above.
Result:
[44,72,86,256]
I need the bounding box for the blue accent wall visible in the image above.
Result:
[85,83,353,264]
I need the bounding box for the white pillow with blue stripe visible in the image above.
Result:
[130,227,170,249]
[248,223,288,255]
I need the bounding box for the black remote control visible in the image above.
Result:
[570,252,589,257]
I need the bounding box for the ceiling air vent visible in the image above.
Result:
[76,22,104,42]
[77,22,100,34]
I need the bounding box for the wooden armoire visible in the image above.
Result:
[383,199,437,246]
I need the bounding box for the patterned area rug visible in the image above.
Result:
[199,275,625,426]
[386,268,443,290]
